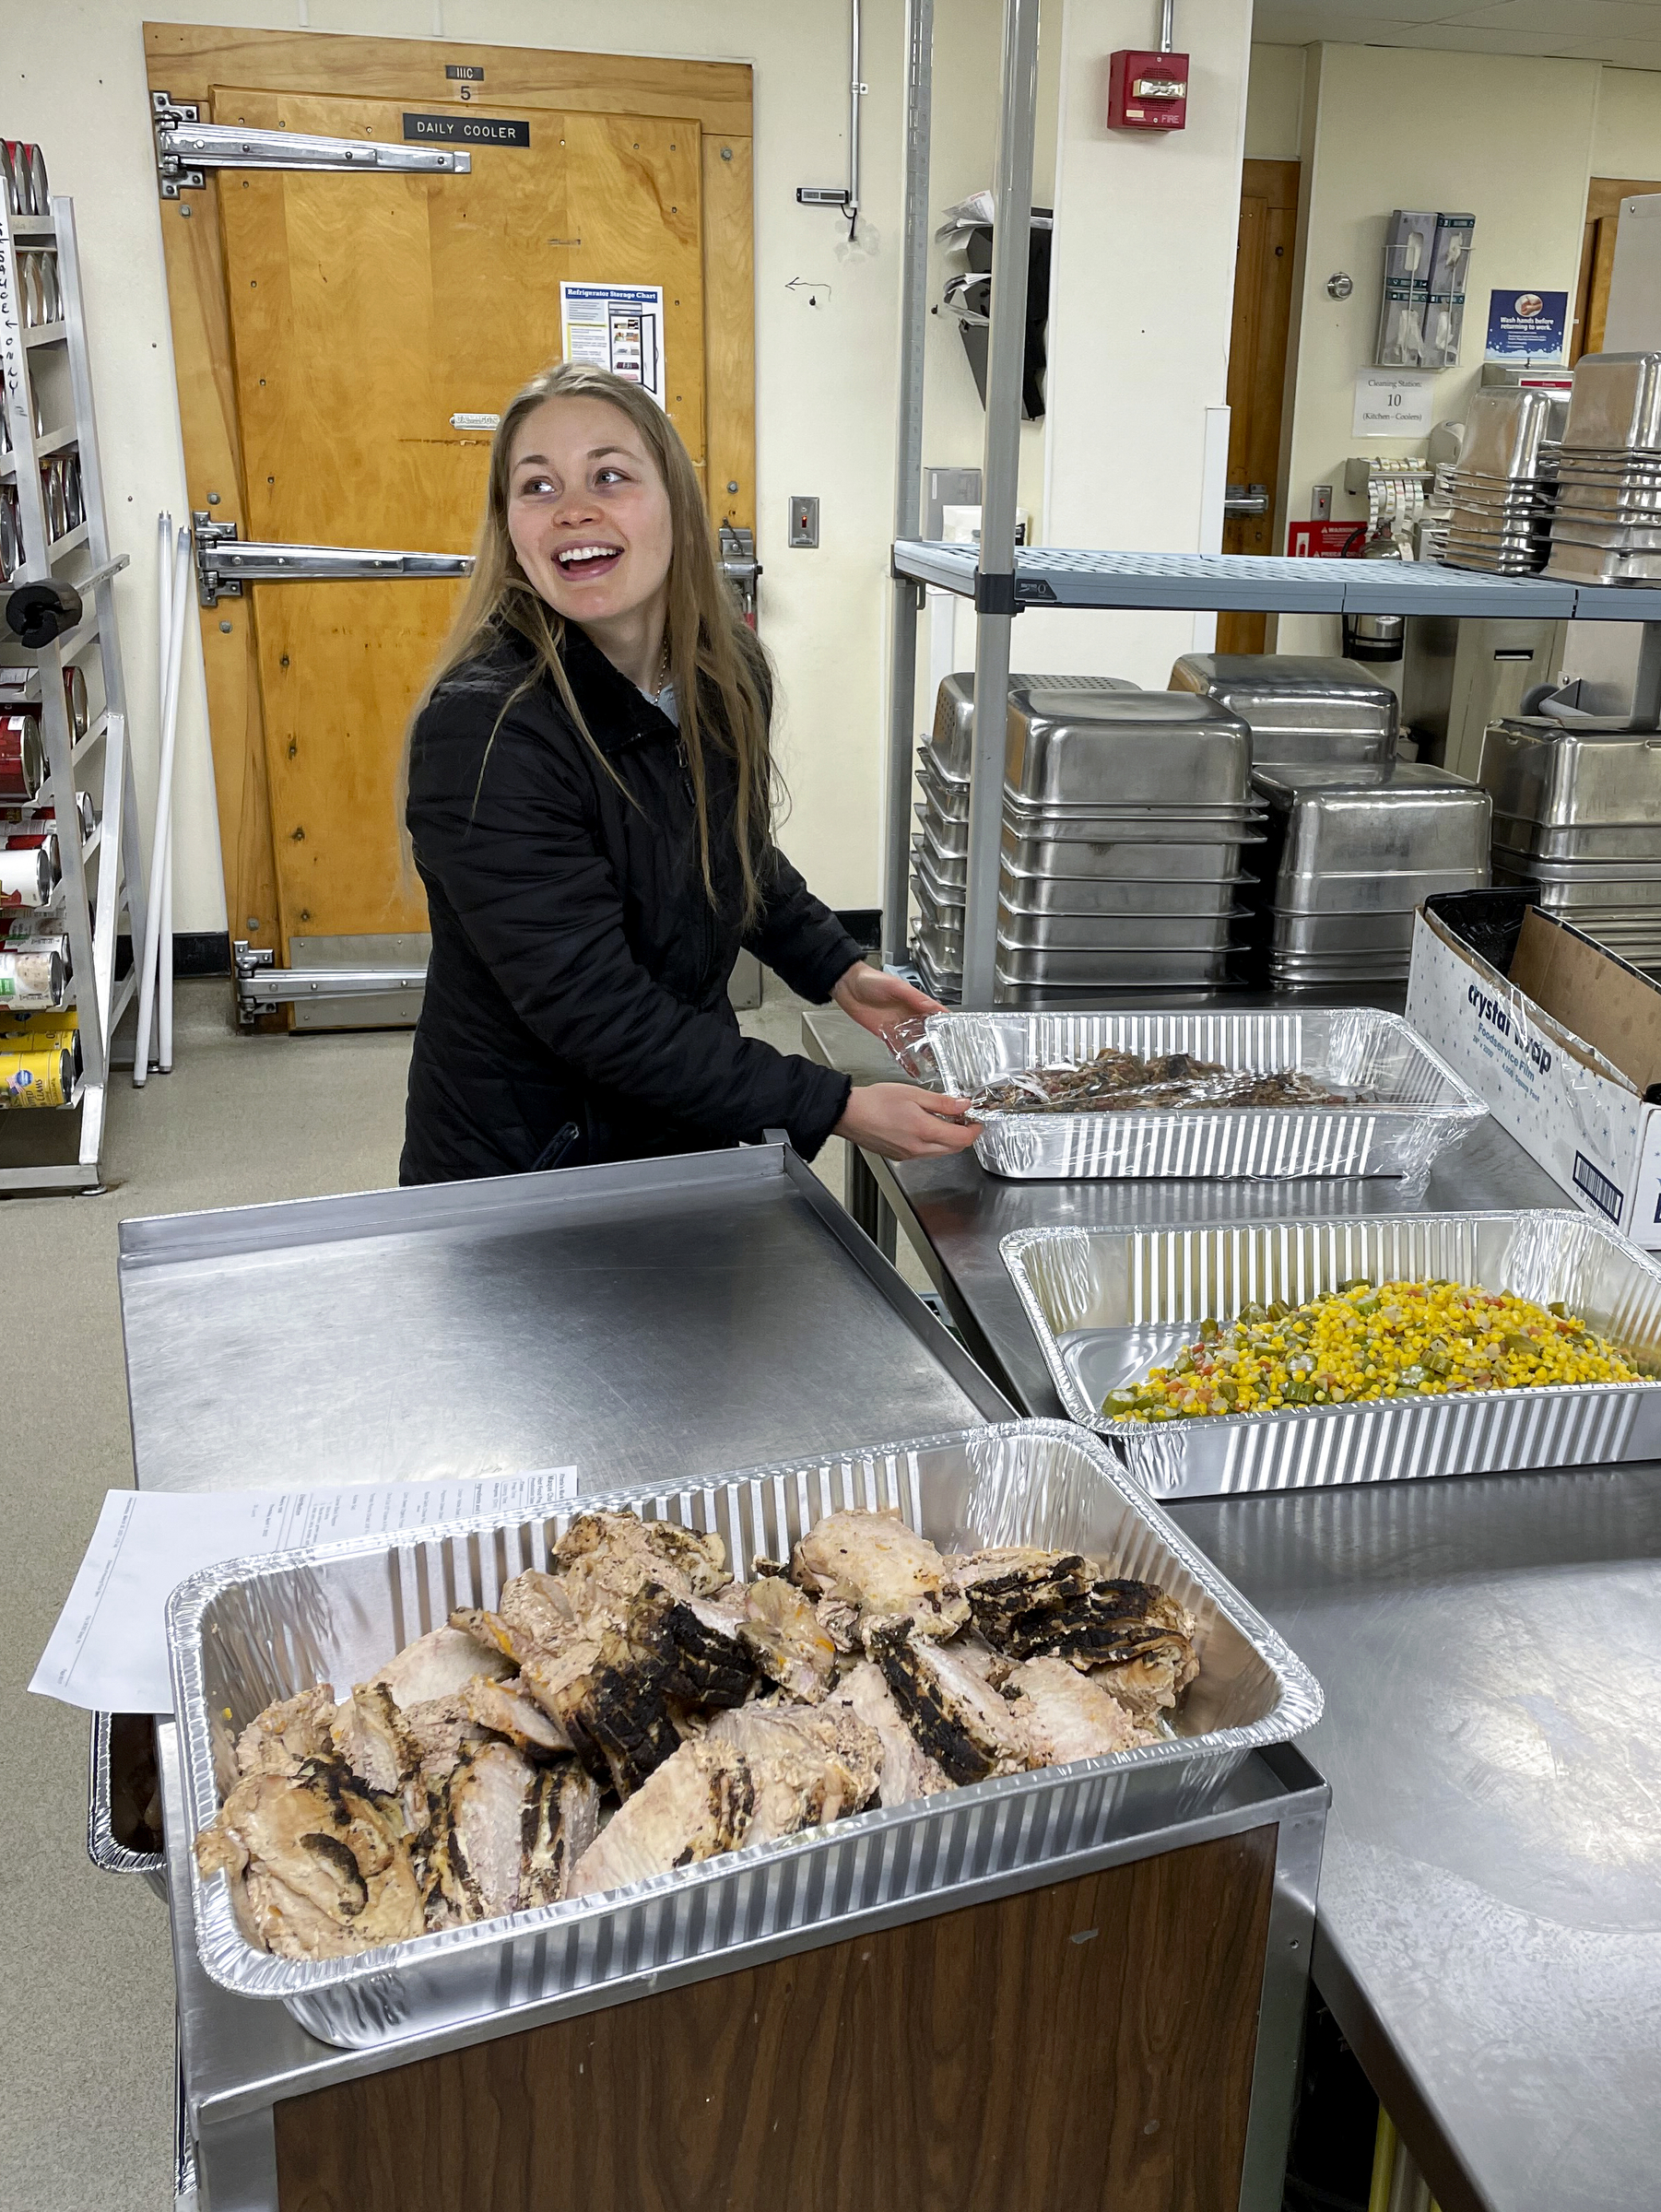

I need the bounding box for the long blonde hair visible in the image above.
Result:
[415,361,773,920]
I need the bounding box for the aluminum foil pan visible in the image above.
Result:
[168,1421,1321,2048]
[926,1007,1483,1185]
[1002,1211,1661,1499]
[87,1711,166,1897]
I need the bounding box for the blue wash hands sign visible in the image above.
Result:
[1484,288,1569,361]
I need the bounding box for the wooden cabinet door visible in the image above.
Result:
[213,86,704,955]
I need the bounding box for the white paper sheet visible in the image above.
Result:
[30,1470,578,1716]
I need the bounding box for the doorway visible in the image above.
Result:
[145,24,755,1015]
[1574,175,1661,361]
[1219,157,1300,656]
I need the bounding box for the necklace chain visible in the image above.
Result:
[654,633,671,695]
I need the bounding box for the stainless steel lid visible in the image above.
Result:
[1255,761,1492,878]
[1478,720,1661,833]
[929,670,1139,780]
[1166,653,1398,740]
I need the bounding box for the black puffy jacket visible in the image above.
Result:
[400,623,859,1184]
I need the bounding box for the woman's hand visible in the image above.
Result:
[834,1082,979,1161]
[830,959,943,1044]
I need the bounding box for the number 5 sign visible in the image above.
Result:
[1352,368,1437,436]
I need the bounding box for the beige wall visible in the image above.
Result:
[1244,42,1304,163]
[1592,65,1661,179]
[8,0,1040,930]
[1277,43,1599,654]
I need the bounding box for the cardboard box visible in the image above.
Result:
[1406,890,1661,1246]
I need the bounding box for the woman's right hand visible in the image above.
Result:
[833,1082,980,1161]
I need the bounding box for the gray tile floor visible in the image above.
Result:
[3,974,914,2212]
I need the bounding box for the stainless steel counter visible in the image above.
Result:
[803,1004,1661,2212]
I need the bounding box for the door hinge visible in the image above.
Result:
[152,91,473,197]
[194,516,474,607]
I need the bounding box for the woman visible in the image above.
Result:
[401,361,975,1184]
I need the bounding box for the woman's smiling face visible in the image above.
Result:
[505,394,673,625]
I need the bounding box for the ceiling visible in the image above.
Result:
[1251,0,1661,71]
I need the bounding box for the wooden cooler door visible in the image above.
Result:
[212,86,705,1014]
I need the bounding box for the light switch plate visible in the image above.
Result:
[788,495,819,548]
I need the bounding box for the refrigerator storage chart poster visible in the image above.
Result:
[560,283,667,407]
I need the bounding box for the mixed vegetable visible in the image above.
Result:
[1103,1278,1643,1422]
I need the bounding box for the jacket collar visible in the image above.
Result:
[558,621,677,756]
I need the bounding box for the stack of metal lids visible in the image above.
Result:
[1479,715,1661,968]
[1250,761,1491,989]
[911,676,1262,1004]
[1546,354,1661,586]
[1167,653,1399,774]
[1438,385,1564,576]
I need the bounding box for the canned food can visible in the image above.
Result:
[0,947,65,1008]
[0,920,71,972]
[27,147,48,218]
[63,452,84,529]
[0,489,18,581]
[65,667,88,738]
[4,829,61,876]
[0,847,53,908]
[41,456,65,540]
[20,253,42,329]
[0,1044,75,1108]
[0,1002,77,1041]
[0,144,24,218]
[0,715,44,802]
[0,792,93,839]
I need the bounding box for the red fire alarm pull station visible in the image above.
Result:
[1108,1,1188,131]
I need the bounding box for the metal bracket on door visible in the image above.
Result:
[233,942,428,1028]
[1224,484,1269,517]
[193,517,474,608]
[717,524,761,624]
[151,92,473,197]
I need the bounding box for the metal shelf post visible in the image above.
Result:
[881,0,934,968]
[963,0,1041,1007]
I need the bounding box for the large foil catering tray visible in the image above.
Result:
[170,1421,1320,2050]
[1001,1211,1661,1500]
[923,1007,1484,1186]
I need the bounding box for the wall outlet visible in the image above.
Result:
[788,495,819,548]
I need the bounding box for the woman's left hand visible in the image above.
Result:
[830,959,943,1045]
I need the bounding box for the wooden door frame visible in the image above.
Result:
[144,23,755,960]
[1573,175,1661,364]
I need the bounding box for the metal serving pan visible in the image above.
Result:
[169,1420,1321,2048]
[1001,1211,1661,1500]
[929,672,1139,782]
[1256,763,1491,879]
[1269,909,1417,955]
[1489,816,1661,865]
[1000,865,1252,918]
[994,939,1231,987]
[1167,653,1397,775]
[1004,790,1266,830]
[924,1007,1482,1186]
[1001,824,1265,878]
[1271,865,1489,915]
[1562,352,1661,455]
[1007,690,1253,810]
[1459,384,1564,477]
[1546,542,1661,584]
[1490,848,1661,898]
[997,906,1245,954]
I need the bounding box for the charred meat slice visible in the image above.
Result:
[828,1662,952,1808]
[792,1511,969,1642]
[430,1742,539,1922]
[498,1568,577,1650]
[566,1739,757,1899]
[331,1680,425,1826]
[398,1692,489,1795]
[866,1623,1030,1785]
[374,1623,513,1706]
[1007,1657,1156,1764]
[523,1759,603,1906]
[196,1759,425,1961]
[738,1576,839,1703]
[703,1702,882,1841]
[960,1551,1096,1653]
[234,1685,337,1780]
[519,1631,681,1797]
[555,1511,728,1627]
[1090,1638,1199,1723]
[625,1584,755,1709]
[462,1674,574,1756]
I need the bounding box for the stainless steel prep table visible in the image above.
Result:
[804,1003,1661,2212]
[111,1142,1325,2212]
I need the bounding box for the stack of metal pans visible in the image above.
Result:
[913,681,1263,1004]
[1546,353,1661,586]
[1250,761,1492,989]
[1166,653,1399,774]
[911,671,1140,999]
[1479,715,1661,967]
[1438,385,1564,576]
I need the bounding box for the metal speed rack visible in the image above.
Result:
[881,0,1661,1006]
[1,182,147,1191]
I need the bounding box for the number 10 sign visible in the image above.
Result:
[1352,368,1437,437]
